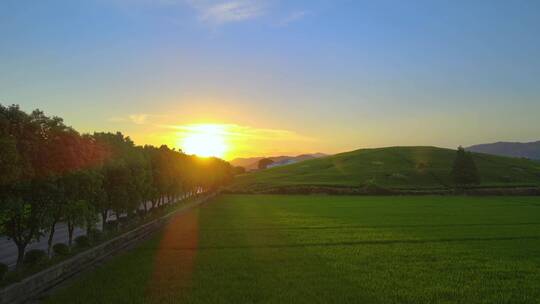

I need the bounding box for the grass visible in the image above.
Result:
[45,194,540,303]
[231,146,540,191]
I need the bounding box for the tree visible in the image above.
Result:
[0,105,107,264]
[233,166,246,175]
[452,146,481,187]
[103,160,130,223]
[0,137,21,185]
[1,104,235,265]
[258,158,274,170]
[0,105,56,265]
[43,179,65,257]
[0,179,61,265]
[77,169,103,234]
[94,132,136,226]
[65,200,92,247]
[0,189,46,266]
[61,170,100,245]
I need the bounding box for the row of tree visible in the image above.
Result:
[0,104,233,265]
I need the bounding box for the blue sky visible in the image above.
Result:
[1,0,539,158]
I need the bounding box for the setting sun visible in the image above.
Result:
[179,124,228,158]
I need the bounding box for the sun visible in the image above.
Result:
[179,124,228,158]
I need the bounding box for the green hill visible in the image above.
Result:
[231,146,540,192]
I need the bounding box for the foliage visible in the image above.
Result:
[52,243,69,256]
[233,166,246,175]
[0,263,7,280]
[23,249,47,267]
[88,229,104,243]
[257,158,274,170]
[0,190,47,266]
[74,236,90,248]
[0,137,21,185]
[452,146,481,187]
[0,104,233,266]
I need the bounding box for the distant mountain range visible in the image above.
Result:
[467,141,540,160]
[230,153,327,170]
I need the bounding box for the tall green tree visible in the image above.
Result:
[0,105,107,264]
[452,146,481,187]
[258,158,274,170]
[1,104,235,265]
[43,178,65,256]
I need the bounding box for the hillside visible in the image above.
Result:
[231,146,540,192]
[467,141,540,160]
[230,153,327,170]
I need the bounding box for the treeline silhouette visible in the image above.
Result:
[0,104,233,266]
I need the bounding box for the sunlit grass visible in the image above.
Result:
[45,195,540,303]
[232,146,540,191]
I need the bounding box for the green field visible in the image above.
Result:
[232,147,540,192]
[45,194,540,303]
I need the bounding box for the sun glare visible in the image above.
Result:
[180,124,228,158]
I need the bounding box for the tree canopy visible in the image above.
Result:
[0,104,233,265]
[258,158,274,170]
[451,146,481,187]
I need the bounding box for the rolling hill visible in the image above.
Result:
[231,146,540,192]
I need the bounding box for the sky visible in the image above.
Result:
[1,0,539,160]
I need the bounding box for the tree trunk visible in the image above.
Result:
[101,211,107,231]
[15,242,27,267]
[68,221,74,247]
[115,210,122,230]
[47,221,57,257]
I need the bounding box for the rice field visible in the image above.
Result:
[45,195,540,303]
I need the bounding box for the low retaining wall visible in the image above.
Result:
[226,186,540,196]
[0,193,218,304]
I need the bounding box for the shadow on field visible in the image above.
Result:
[200,222,540,232]
[145,209,200,301]
[165,235,540,251]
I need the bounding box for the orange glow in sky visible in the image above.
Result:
[179,124,229,158]
[167,122,319,160]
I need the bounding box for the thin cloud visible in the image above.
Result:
[277,10,310,27]
[115,1,312,28]
[109,114,166,125]
[164,123,316,142]
[187,0,267,24]
[128,114,149,125]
